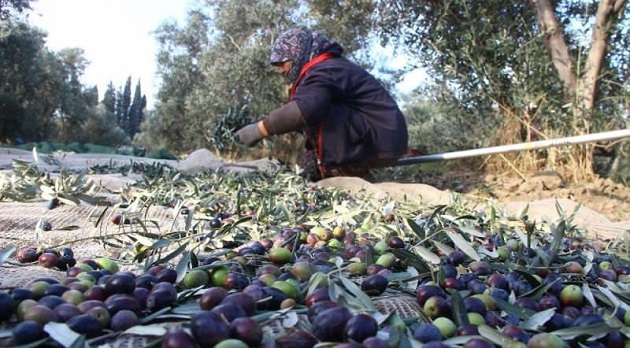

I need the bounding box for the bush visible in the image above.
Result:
[83,144,119,154]
[36,142,56,154]
[66,142,88,153]
[147,148,178,160]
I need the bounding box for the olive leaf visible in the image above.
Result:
[477,324,517,347]
[550,322,618,339]
[521,307,556,330]
[57,193,81,206]
[380,313,407,347]
[148,242,190,269]
[56,225,81,231]
[448,289,470,327]
[520,276,561,300]
[150,239,172,250]
[170,301,201,315]
[549,220,567,255]
[390,248,431,274]
[596,285,630,311]
[332,274,377,312]
[446,229,481,261]
[0,245,16,266]
[306,272,328,296]
[432,240,456,256]
[494,298,536,320]
[511,268,542,288]
[413,245,441,265]
[582,283,598,309]
[123,323,170,336]
[513,226,537,249]
[442,335,485,345]
[457,226,486,238]
[175,251,192,284]
[313,343,338,348]
[405,218,426,240]
[43,322,82,348]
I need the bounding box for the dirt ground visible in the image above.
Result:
[418,169,630,223]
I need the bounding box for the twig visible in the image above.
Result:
[499,154,526,180]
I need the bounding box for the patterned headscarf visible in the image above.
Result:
[270,28,340,83]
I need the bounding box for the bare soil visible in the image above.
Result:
[419,170,630,223]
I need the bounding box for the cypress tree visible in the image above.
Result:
[117,76,132,131]
[128,79,145,139]
[101,82,116,114]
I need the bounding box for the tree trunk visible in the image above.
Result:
[532,0,627,121]
[529,0,629,181]
[530,0,576,96]
[576,0,628,115]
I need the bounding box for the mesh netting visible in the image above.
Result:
[0,265,65,289]
[0,199,186,259]
[88,322,185,348]
[373,294,423,319]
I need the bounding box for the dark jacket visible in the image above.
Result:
[291,56,408,167]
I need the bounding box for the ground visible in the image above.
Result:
[0,148,627,244]
[418,169,630,223]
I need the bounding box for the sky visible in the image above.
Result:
[28,0,423,109]
[29,0,193,108]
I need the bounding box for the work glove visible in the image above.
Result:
[235,123,264,147]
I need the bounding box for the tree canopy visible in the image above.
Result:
[0,0,146,146]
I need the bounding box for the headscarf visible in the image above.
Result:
[270,28,342,84]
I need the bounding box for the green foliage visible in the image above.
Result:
[378,1,558,124]
[208,104,255,155]
[401,95,491,154]
[305,0,377,55]
[55,48,93,141]
[133,102,195,154]
[0,0,33,21]
[108,77,147,141]
[0,21,49,141]
[65,142,88,153]
[0,5,144,148]
[101,82,116,115]
[142,2,295,155]
[377,0,627,127]
[0,19,112,145]
[128,81,146,140]
[366,0,630,183]
[141,0,388,155]
[80,105,131,147]
[147,148,177,160]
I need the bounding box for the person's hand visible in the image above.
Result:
[235,123,263,146]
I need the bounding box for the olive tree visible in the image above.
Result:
[365,0,629,179]
[141,0,396,157]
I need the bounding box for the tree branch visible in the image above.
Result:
[226,34,241,52]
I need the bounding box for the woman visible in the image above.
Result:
[236,28,408,181]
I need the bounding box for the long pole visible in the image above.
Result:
[395,129,630,166]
